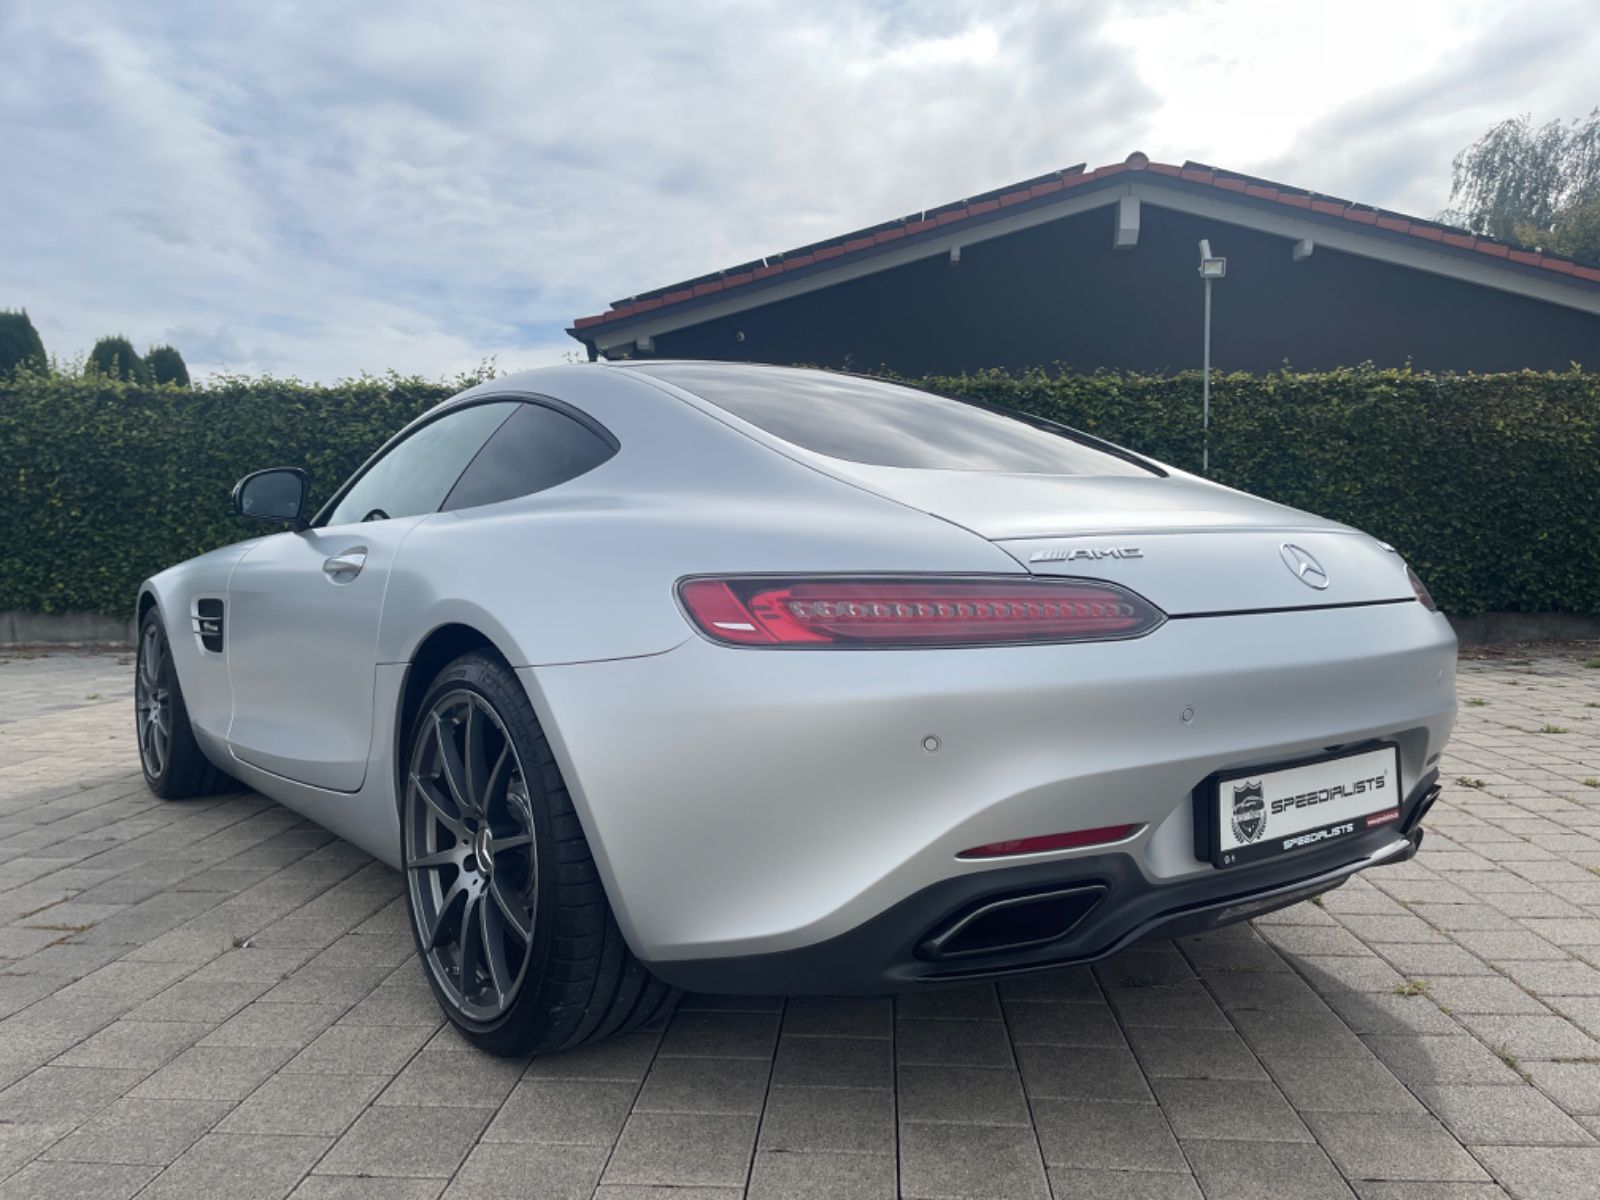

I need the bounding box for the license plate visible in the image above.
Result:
[1205,744,1401,868]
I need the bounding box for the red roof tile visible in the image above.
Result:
[570,153,1600,334]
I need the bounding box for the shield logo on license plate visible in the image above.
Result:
[1231,781,1266,844]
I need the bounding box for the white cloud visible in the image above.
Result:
[1,0,1593,382]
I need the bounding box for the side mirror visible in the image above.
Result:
[232,468,310,531]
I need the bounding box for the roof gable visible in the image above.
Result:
[569,153,1600,347]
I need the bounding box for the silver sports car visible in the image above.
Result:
[137,361,1456,1055]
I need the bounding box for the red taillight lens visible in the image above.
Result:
[677,577,1164,647]
[958,824,1139,859]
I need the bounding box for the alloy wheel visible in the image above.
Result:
[405,690,538,1022]
[135,622,171,779]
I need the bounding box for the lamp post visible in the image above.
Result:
[1197,239,1226,474]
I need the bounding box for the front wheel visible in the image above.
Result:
[401,651,676,1056]
[135,610,230,799]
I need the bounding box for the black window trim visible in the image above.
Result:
[311,391,620,528]
[440,394,621,514]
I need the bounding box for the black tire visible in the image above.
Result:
[135,609,231,799]
[401,651,678,1056]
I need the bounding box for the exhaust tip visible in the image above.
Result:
[920,885,1106,960]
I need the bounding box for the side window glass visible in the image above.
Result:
[324,402,517,526]
[442,402,617,511]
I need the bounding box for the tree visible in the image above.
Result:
[1444,109,1600,263]
[1518,196,1600,267]
[0,309,47,376]
[145,344,190,387]
[88,335,151,383]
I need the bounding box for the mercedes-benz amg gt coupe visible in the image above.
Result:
[136,361,1456,1055]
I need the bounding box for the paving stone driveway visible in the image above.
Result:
[2,649,1600,1199]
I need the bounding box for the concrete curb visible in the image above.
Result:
[1448,612,1600,645]
[2,611,137,646]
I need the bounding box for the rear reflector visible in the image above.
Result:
[678,577,1164,647]
[958,824,1138,859]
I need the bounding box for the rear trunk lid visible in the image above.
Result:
[818,464,1416,617]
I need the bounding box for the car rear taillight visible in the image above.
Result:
[677,577,1165,647]
[1405,565,1438,611]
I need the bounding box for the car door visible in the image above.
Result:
[225,400,519,791]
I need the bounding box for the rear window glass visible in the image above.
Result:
[632,364,1156,476]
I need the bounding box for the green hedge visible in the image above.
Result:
[1,371,454,616]
[920,366,1599,619]
[2,366,1596,618]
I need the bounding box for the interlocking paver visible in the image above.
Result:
[1031,1098,1187,1172]
[443,1142,608,1199]
[315,1105,490,1178]
[139,1131,330,1200]
[1125,1023,1267,1079]
[1014,1042,1153,1102]
[898,1121,1049,1199]
[1415,1081,1597,1145]
[770,1033,891,1089]
[1151,1076,1314,1141]
[1047,1169,1203,1199]
[0,1159,159,1200]
[1470,1144,1600,1199]
[1182,1140,1355,1200]
[634,1052,771,1114]
[290,1177,445,1200]
[218,1073,387,1136]
[746,1150,897,1200]
[897,1015,1018,1063]
[602,1111,759,1189]
[1265,1052,1428,1114]
[1305,1111,1492,1182]
[897,1063,1031,1126]
[130,1044,295,1102]
[483,1078,642,1145]
[755,1083,896,1155]
[44,1097,230,1165]
[4,646,1600,1197]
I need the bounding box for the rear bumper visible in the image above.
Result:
[650,776,1438,993]
[522,601,1456,968]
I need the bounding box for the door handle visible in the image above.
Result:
[322,550,367,580]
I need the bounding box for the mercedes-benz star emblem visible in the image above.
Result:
[1279,543,1329,590]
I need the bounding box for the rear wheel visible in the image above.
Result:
[402,651,677,1056]
[135,610,230,799]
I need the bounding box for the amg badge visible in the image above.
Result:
[1230,781,1266,844]
[1029,547,1143,563]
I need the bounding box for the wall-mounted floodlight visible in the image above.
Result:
[1198,239,1227,278]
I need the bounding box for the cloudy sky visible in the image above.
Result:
[4,0,1596,382]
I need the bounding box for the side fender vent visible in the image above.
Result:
[194,598,225,654]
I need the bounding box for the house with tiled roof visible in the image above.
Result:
[567,152,1600,375]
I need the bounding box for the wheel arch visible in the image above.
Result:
[393,622,508,812]
[136,586,160,628]
[389,621,636,948]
